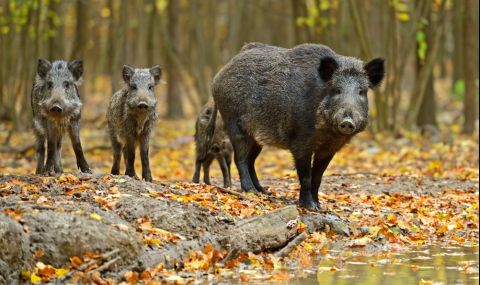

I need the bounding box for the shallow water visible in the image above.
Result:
[291,246,479,285]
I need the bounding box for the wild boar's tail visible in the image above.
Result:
[199,102,218,161]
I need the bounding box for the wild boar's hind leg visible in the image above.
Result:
[228,123,258,193]
[247,143,267,193]
[218,155,231,188]
[311,153,334,207]
[68,121,91,173]
[202,156,214,185]
[225,153,232,186]
[192,158,202,183]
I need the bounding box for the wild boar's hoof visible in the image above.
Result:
[143,175,153,182]
[243,187,258,193]
[299,199,320,211]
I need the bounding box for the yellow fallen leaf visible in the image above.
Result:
[90,213,102,221]
[55,268,69,277]
[30,273,42,284]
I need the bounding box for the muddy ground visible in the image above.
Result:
[0,173,477,283]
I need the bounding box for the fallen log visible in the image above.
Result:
[137,206,299,269]
[274,232,307,258]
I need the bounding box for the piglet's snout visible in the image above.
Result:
[137,102,149,111]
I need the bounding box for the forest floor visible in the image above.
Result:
[0,120,478,284]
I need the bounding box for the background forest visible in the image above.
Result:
[0,0,478,135]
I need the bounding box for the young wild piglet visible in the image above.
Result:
[31,59,91,175]
[192,102,232,188]
[107,65,161,182]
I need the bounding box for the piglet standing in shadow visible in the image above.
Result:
[192,101,233,188]
[107,65,162,182]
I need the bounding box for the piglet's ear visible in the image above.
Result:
[149,65,162,85]
[37,58,52,78]
[364,57,385,88]
[68,60,83,81]
[122,65,135,84]
[319,56,338,82]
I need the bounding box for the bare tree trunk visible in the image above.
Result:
[290,0,305,44]
[452,1,463,86]
[48,1,65,60]
[165,0,184,118]
[416,10,437,128]
[405,1,446,128]
[70,0,88,60]
[462,0,478,134]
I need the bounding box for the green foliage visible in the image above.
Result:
[453,80,465,101]
[296,0,338,32]
[416,30,428,61]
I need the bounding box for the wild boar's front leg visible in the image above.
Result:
[311,153,334,207]
[44,132,58,175]
[292,148,317,210]
[34,131,46,174]
[124,138,137,179]
[139,134,152,182]
[53,135,63,173]
[68,121,91,173]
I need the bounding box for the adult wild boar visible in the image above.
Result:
[206,43,384,210]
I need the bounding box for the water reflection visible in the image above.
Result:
[291,246,479,285]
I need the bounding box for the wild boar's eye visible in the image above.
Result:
[359,89,367,96]
[332,88,341,95]
[148,85,154,91]
[46,81,53,89]
[63,81,71,89]
[130,84,137,91]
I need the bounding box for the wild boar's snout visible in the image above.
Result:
[338,118,355,134]
[137,101,149,111]
[49,103,63,114]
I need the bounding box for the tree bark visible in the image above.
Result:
[165,0,184,118]
[70,0,88,60]
[462,0,478,134]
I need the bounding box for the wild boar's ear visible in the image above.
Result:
[318,56,338,82]
[150,65,162,85]
[68,60,84,81]
[122,65,135,83]
[37,58,52,78]
[364,57,385,88]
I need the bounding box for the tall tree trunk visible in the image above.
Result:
[452,0,463,86]
[405,0,446,128]
[416,10,437,128]
[462,0,478,134]
[165,0,184,118]
[290,0,310,44]
[48,0,65,60]
[70,0,88,60]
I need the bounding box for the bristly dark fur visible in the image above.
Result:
[107,65,161,182]
[31,58,91,175]
[207,42,385,210]
[192,101,232,188]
